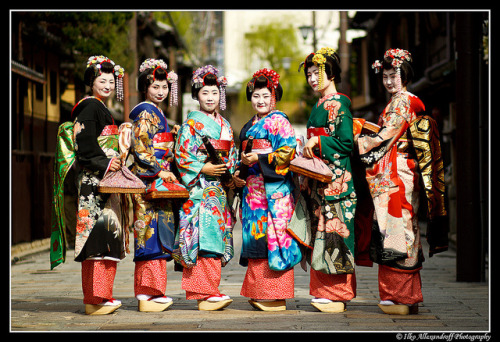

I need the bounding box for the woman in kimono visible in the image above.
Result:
[357,49,448,315]
[174,65,237,311]
[72,56,127,315]
[128,58,181,312]
[233,68,302,311]
[299,48,357,313]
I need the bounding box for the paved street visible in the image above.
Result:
[11,222,490,333]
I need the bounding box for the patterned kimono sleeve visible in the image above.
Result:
[358,94,410,164]
[131,110,162,178]
[318,100,353,161]
[174,123,206,187]
[74,112,111,178]
[225,122,238,174]
[257,113,297,182]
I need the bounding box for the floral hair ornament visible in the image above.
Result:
[86,55,126,101]
[247,68,281,110]
[372,48,412,93]
[167,71,179,107]
[311,47,337,90]
[192,65,228,110]
[139,58,178,106]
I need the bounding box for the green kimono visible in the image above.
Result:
[302,93,357,275]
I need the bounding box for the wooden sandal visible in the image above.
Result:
[248,300,286,311]
[197,299,232,311]
[311,301,346,313]
[378,303,410,315]
[197,295,232,311]
[85,299,121,315]
[138,296,173,312]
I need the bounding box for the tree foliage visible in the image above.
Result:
[243,20,309,122]
[17,12,134,79]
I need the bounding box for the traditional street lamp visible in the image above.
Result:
[298,12,317,51]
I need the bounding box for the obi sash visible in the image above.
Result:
[307,127,329,138]
[311,121,380,139]
[198,139,231,160]
[409,115,448,256]
[100,125,118,136]
[96,125,119,156]
[306,127,328,158]
[153,132,175,144]
[198,139,231,152]
[50,122,76,269]
[153,132,175,161]
[241,138,272,152]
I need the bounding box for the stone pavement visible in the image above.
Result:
[11,222,490,333]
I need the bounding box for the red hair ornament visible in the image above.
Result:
[247,68,281,110]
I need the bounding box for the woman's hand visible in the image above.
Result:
[108,158,122,172]
[159,170,176,182]
[232,170,246,188]
[201,162,228,177]
[171,124,180,135]
[241,152,258,166]
[303,136,319,159]
[224,178,235,189]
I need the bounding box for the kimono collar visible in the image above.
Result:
[129,101,169,132]
[129,101,164,121]
[253,110,274,124]
[71,96,107,117]
[186,110,227,139]
[252,110,288,125]
[317,93,350,107]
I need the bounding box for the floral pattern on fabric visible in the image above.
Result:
[173,111,237,267]
[128,101,179,262]
[72,97,127,262]
[302,93,357,275]
[357,91,425,270]
[238,111,302,271]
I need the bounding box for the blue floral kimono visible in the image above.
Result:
[129,101,180,261]
[173,110,237,268]
[238,111,302,271]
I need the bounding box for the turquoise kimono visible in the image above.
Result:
[173,110,237,267]
[238,111,302,271]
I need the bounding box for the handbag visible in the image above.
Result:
[98,122,146,194]
[289,156,334,183]
[98,166,146,193]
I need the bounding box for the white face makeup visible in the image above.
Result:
[306,65,321,91]
[382,68,400,94]
[92,73,115,100]
[198,85,220,114]
[251,87,272,116]
[146,79,169,104]
[307,64,333,93]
